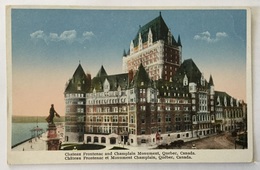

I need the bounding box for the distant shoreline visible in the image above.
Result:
[12,116,65,123]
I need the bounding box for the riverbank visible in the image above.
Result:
[12,123,65,151]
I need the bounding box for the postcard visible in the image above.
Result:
[7,6,253,164]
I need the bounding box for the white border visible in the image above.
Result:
[1,0,260,170]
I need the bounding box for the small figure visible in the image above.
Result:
[156,131,160,145]
[46,104,60,124]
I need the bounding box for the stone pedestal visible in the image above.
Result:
[45,124,61,150]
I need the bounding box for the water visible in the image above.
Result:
[12,123,48,147]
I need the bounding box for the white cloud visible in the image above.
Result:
[59,30,77,43]
[30,30,94,44]
[82,31,94,40]
[216,32,228,38]
[30,30,48,43]
[194,31,228,43]
[49,33,59,42]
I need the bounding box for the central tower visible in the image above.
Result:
[122,12,182,81]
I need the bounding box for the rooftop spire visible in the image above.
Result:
[209,74,214,86]
[178,35,182,46]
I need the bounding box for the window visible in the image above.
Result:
[140,106,146,111]
[77,84,81,90]
[176,125,181,131]
[130,115,134,123]
[77,108,84,113]
[157,115,161,123]
[158,127,161,133]
[97,116,101,122]
[141,129,146,134]
[78,101,84,105]
[89,126,93,133]
[175,115,181,122]
[104,116,110,122]
[166,126,172,132]
[141,116,145,123]
[184,114,190,122]
[122,116,126,122]
[165,114,171,122]
[112,116,118,122]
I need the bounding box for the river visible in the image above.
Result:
[12,122,48,147]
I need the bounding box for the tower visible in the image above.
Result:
[122,12,182,81]
[64,63,91,142]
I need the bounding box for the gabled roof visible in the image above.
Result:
[130,63,151,88]
[132,13,178,47]
[96,65,108,77]
[209,75,214,86]
[173,59,201,83]
[65,64,91,93]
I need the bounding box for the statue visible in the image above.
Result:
[46,104,60,124]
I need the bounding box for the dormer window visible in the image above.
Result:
[183,74,188,86]
[130,40,134,54]
[77,83,81,90]
[224,96,227,106]
[201,74,205,86]
[103,78,110,92]
[168,29,172,45]
[138,33,143,50]
[148,28,153,46]
[217,96,221,106]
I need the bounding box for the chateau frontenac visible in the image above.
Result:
[64,13,247,146]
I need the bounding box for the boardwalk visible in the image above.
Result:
[12,124,65,151]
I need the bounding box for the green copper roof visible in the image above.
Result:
[92,72,129,92]
[174,59,202,82]
[130,63,151,88]
[96,65,108,77]
[132,13,178,47]
[65,64,91,93]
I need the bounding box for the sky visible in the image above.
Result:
[11,9,248,116]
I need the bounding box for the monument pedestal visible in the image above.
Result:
[45,124,61,150]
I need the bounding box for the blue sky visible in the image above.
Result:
[11,9,247,116]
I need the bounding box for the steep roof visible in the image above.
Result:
[132,13,178,47]
[177,35,182,47]
[173,59,202,83]
[92,72,128,92]
[65,64,91,93]
[130,63,151,88]
[209,75,214,86]
[96,65,108,77]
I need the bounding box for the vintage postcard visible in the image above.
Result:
[7,6,253,164]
